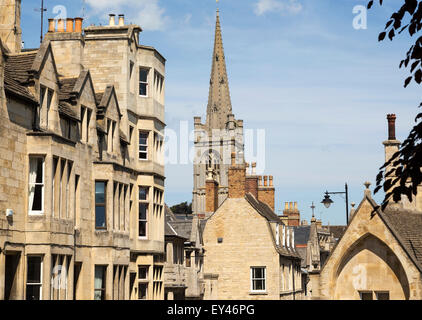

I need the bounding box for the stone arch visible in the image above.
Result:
[332,233,410,300]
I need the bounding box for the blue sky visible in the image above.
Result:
[21,0,422,225]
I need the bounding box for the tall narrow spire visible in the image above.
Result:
[206,9,233,129]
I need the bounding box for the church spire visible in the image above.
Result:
[206,9,233,129]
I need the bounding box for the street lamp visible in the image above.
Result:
[321,183,349,225]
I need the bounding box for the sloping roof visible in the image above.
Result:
[58,77,78,101]
[170,220,193,240]
[328,225,347,241]
[95,92,104,106]
[5,52,37,83]
[245,193,281,223]
[4,72,36,102]
[3,52,37,103]
[243,193,301,259]
[58,102,78,121]
[381,206,422,271]
[296,247,308,267]
[293,226,311,245]
[165,204,177,222]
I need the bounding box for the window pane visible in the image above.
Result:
[254,268,264,279]
[139,188,148,201]
[138,283,147,300]
[94,266,105,289]
[139,134,148,145]
[138,267,148,280]
[139,83,147,96]
[360,292,373,300]
[94,266,106,300]
[139,69,148,82]
[94,290,103,301]
[376,292,389,300]
[139,203,147,220]
[95,206,106,228]
[254,279,265,291]
[35,159,43,183]
[26,284,41,300]
[139,221,146,237]
[32,185,43,211]
[139,146,147,152]
[139,152,147,160]
[95,182,105,203]
[27,256,42,283]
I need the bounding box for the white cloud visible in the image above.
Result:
[85,0,168,31]
[254,0,303,16]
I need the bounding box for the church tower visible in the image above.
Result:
[192,10,245,216]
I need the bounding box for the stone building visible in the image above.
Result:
[164,205,204,300]
[0,1,166,300]
[311,115,422,300]
[202,153,303,300]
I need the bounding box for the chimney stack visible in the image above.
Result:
[257,175,275,211]
[245,163,259,199]
[387,114,396,141]
[109,14,116,26]
[228,152,246,198]
[118,14,125,26]
[205,168,219,213]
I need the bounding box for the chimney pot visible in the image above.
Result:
[74,17,83,32]
[387,114,397,140]
[294,202,298,210]
[289,202,293,209]
[57,19,65,32]
[269,175,273,186]
[66,18,74,32]
[48,19,55,32]
[109,14,116,26]
[263,176,268,186]
[285,202,288,210]
[118,14,125,26]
